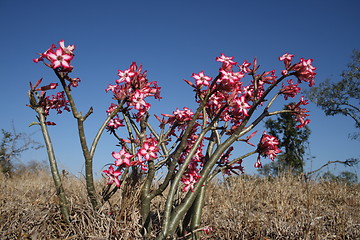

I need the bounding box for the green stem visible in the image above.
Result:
[188,184,206,240]
[36,108,70,223]
[55,72,124,209]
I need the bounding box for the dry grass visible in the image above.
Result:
[0,171,359,239]
[202,175,360,239]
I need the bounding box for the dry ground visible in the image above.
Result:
[0,170,359,239]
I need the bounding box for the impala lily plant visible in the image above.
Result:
[28,40,316,239]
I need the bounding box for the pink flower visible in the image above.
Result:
[280,79,301,100]
[43,91,70,115]
[106,62,161,121]
[239,60,251,73]
[279,53,295,62]
[182,174,197,192]
[173,107,194,122]
[300,58,316,72]
[254,159,263,168]
[59,40,75,55]
[103,165,122,187]
[292,58,316,86]
[218,69,244,85]
[138,142,158,161]
[112,148,133,167]
[216,53,237,70]
[181,167,202,192]
[192,71,212,87]
[33,40,75,72]
[202,226,213,235]
[279,53,295,69]
[107,117,125,129]
[260,70,277,84]
[47,48,73,69]
[116,69,135,83]
[106,84,118,93]
[131,90,147,110]
[68,78,81,88]
[256,131,282,166]
[231,95,251,117]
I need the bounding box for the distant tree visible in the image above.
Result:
[14,160,49,174]
[0,127,43,175]
[307,50,360,140]
[322,170,358,185]
[258,104,311,176]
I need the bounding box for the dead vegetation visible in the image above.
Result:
[0,170,359,239]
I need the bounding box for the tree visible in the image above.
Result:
[0,127,43,175]
[307,50,360,139]
[322,170,358,185]
[259,104,311,176]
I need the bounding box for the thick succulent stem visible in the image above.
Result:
[37,108,70,223]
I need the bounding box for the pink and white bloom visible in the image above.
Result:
[279,53,295,70]
[103,165,122,187]
[107,117,124,129]
[116,69,135,83]
[112,148,134,167]
[131,90,147,110]
[138,142,158,161]
[292,58,316,86]
[218,69,244,85]
[43,91,70,115]
[300,58,316,72]
[239,60,251,73]
[279,53,295,62]
[256,131,282,166]
[182,174,197,192]
[280,79,301,100]
[47,48,73,69]
[216,53,237,70]
[231,95,251,116]
[192,71,212,87]
[59,40,75,55]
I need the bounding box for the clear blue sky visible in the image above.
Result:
[1,0,359,178]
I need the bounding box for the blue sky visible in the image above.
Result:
[1,0,359,178]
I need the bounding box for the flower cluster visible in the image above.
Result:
[255,131,282,168]
[28,78,70,120]
[188,54,253,127]
[158,107,204,192]
[103,52,316,189]
[160,53,316,189]
[280,79,301,100]
[287,96,311,128]
[103,136,160,187]
[137,137,160,171]
[42,91,70,115]
[106,62,161,125]
[157,107,195,136]
[279,53,316,87]
[33,40,75,72]
[29,41,81,124]
[179,127,204,192]
[105,103,125,129]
